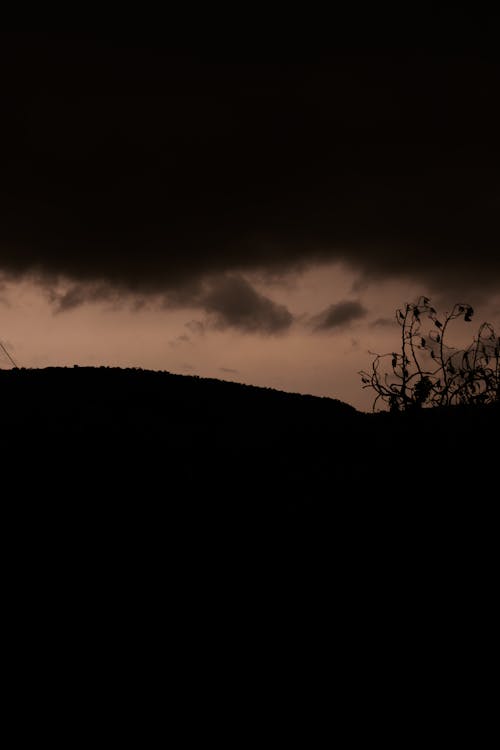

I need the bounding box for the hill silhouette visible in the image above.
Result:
[2,364,496,707]
[1,364,356,436]
[1,365,358,498]
[2,364,497,504]
[1,366,497,588]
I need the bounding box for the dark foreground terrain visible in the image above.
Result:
[2,367,498,594]
[2,365,497,538]
[2,366,497,723]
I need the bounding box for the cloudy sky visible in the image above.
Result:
[1,25,499,410]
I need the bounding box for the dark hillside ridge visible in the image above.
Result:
[1,366,497,603]
[1,366,497,498]
[0,365,356,432]
[1,365,360,504]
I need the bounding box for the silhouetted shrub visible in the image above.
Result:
[360,296,500,411]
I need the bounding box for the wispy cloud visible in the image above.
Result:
[310,300,367,332]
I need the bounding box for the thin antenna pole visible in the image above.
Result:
[0,341,18,368]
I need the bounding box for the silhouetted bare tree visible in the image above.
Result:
[360,297,500,411]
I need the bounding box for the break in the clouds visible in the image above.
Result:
[0,29,499,302]
[310,300,367,331]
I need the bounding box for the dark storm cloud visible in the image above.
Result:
[1,29,499,300]
[49,284,115,313]
[200,275,293,333]
[311,300,367,331]
[0,279,9,306]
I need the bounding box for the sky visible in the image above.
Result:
[1,25,499,410]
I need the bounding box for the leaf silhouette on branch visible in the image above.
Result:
[359,297,500,411]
